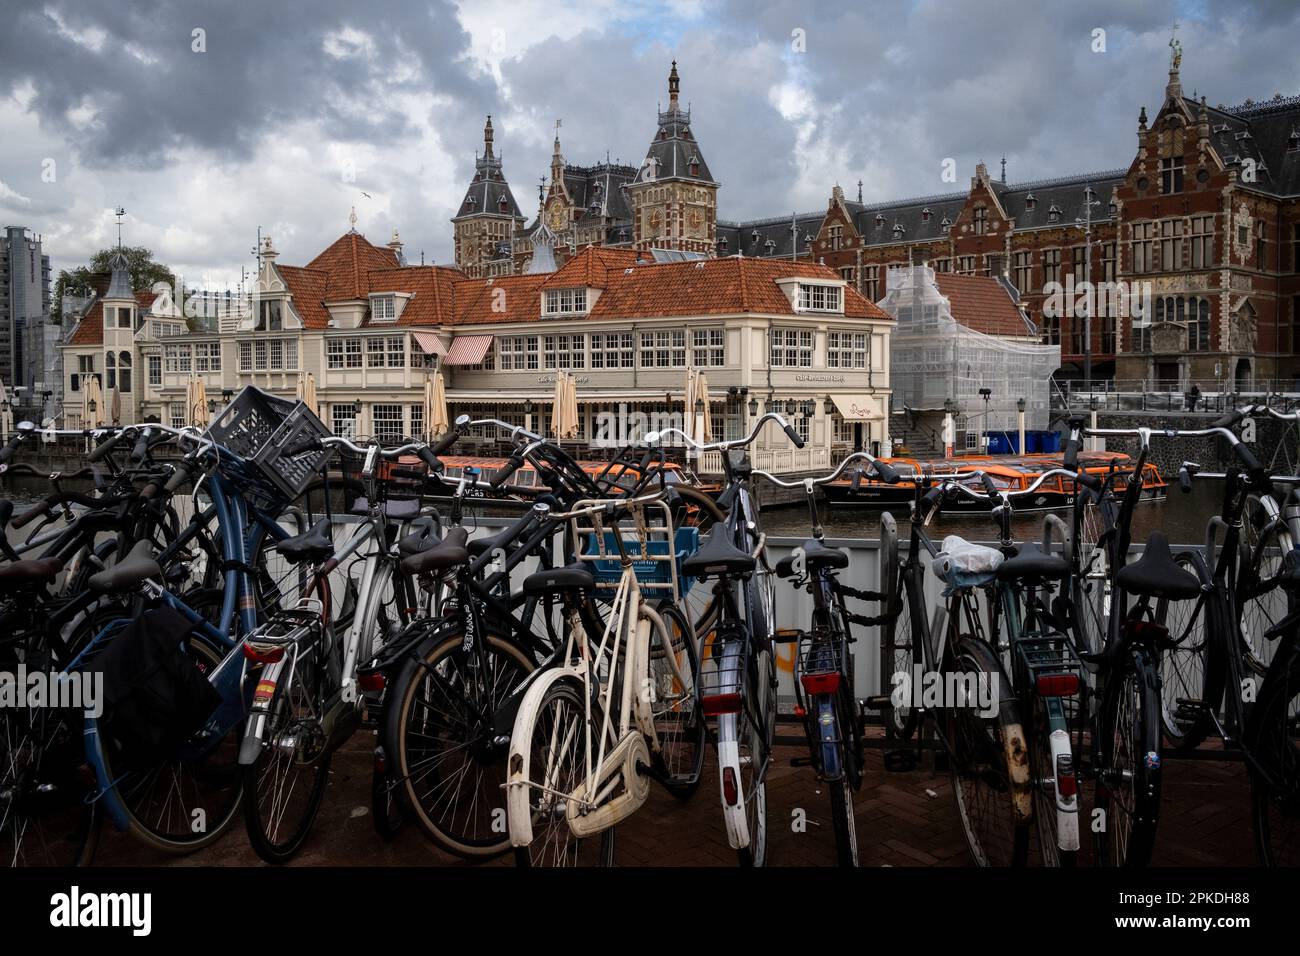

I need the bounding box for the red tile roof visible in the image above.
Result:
[451,273,549,325]
[934,273,1033,337]
[541,245,640,289]
[66,288,169,345]
[305,231,400,301]
[276,266,332,329]
[365,266,463,327]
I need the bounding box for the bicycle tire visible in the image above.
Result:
[648,602,706,797]
[1157,551,1223,752]
[1095,646,1162,867]
[1246,639,1300,866]
[882,558,920,740]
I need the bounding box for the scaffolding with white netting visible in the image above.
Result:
[879,264,1060,437]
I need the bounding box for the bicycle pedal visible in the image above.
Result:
[883,749,917,773]
[1174,698,1206,718]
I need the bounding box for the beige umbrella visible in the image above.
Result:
[110,386,122,426]
[303,371,319,418]
[550,370,567,438]
[682,367,696,442]
[190,375,210,427]
[84,375,105,428]
[563,370,579,439]
[428,371,449,437]
[694,371,714,442]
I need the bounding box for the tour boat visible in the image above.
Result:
[822,450,1167,512]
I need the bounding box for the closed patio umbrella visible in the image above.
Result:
[563,370,579,439]
[694,371,713,442]
[190,375,210,427]
[84,375,104,428]
[303,371,319,418]
[429,372,449,437]
[110,386,122,426]
[550,370,567,438]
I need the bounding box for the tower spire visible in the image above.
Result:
[483,114,494,160]
[668,60,680,110]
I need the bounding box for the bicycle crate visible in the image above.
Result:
[1014,635,1084,691]
[206,385,332,501]
[583,526,699,597]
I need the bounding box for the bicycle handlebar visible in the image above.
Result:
[644,412,802,454]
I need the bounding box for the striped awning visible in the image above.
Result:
[411,331,448,355]
[443,334,493,366]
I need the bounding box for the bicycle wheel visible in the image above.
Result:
[1072,494,1110,658]
[737,579,775,867]
[882,559,920,740]
[513,679,617,867]
[1095,647,1162,867]
[671,486,726,640]
[829,771,859,867]
[945,635,1030,867]
[647,603,705,797]
[1239,494,1291,677]
[89,593,245,854]
[1157,551,1222,751]
[0,694,100,867]
[389,629,535,858]
[241,630,333,864]
[1247,642,1300,865]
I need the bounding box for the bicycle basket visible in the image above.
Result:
[206,385,332,500]
[582,526,699,598]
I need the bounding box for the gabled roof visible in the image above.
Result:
[933,273,1035,337]
[276,265,332,329]
[305,231,400,301]
[365,266,463,327]
[452,273,550,325]
[66,288,167,346]
[588,258,888,320]
[541,245,639,289]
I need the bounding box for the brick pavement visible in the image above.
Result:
[90,728,1259,867]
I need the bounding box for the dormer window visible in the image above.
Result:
[1109,200,1118,216]
[1025,193,1037,211]
[921,207,931,222]
[797,283,843,313]
[257,299,283,331]
[1048,204,1062,224]
[498,195,509,211]
[875,213,885,226]
[467,195,477,208]
[940,216,951,228]
[718,236,729,252]
[689,155,700,176]
[764,238,776,254]
[544,287,588,316]
[371,295,396,322]
[892,223,904,239]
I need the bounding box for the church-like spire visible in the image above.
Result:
[668,60,680,110]
[483,114,494,161]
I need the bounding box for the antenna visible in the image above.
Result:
[114,207,126,248]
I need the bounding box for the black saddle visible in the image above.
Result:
[522,562,596,596]
[397,516,441,556]
[995,543,1069,584]
[88,540,161,594]
[776,539,849,578]
[1115,531,1201,601]
[399,526,469,576]
[278,518,334,565]
[468,526,517,560]
[0,556,63,590]
[681,530,756,580]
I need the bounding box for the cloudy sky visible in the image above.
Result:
[0,0,1297,289]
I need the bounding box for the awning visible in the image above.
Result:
[443,334,493,366]
[411,331,448,356]
[830,394,884,422]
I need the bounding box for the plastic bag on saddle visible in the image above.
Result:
[931,535,1003,595]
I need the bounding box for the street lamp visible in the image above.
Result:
[823,396,835,415]
[1075,184,1103,393]
[1016,397,1026,455]
[747,396,759,416]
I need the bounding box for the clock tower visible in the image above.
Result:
[627,62,719,255]
[452,115,525,277]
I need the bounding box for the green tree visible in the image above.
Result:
[52,246,176,323]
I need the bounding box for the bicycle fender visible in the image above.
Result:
[504,666,584,848]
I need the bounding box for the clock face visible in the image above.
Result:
[546,201,567,232]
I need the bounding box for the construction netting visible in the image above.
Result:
[879,264,1060,432]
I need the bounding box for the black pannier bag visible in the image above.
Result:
[94,604,222,769]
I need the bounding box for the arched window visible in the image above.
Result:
[118,351,132,392]
[105,351,116,390]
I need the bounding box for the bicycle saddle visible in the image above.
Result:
[397,516,441,556]
[87,539,161,594]
[681,529,756,580]
[467,526,517,560]
[278,518,335,565]
[522,562,596,596]
[776,539,848,578]
[0,555,63,589]
[1114,531,1200,601]
[996,543,1069,584]
[399,526,469,576]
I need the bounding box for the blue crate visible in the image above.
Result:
[584,526,700,596]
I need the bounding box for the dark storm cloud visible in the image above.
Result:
[0,0,493,168]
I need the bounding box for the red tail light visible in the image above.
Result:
[358,672,386,693]
[800,672,841,695]
[243,643,285,664]
[722,766,739,806]
[1056,755,1078,798]
[1036,673,1079,697]
[702,693,741,716]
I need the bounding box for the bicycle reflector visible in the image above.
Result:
[722,766,739,806]
[702,692,742,716]
[800,672,841,695]
[1036,673,1080,697]
[243,642,286,664]
[358,672,386,693]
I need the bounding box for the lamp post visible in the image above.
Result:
[524,398,535,435]
[1017,397,1027,456]
[1076,184,1102,394]
[943,397,958,458]
[978,387,992,452]
[1089,394,1100,453]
